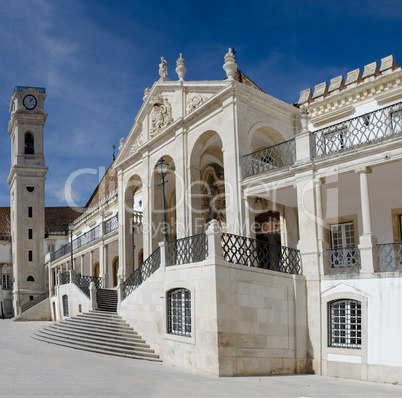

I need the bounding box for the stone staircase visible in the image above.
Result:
[96,289,118,312]
[31,310,161,362]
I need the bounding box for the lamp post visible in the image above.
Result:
[155,157,169,242]
[68,222,74,270]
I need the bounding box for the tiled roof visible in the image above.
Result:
[0,207,84,237]
[227,70,266,93]
[85,162,117,209]
[45,207,84,234]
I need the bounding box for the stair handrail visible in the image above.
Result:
[21,291,49,313]
[71,269,103,298]
[122,247,161,300]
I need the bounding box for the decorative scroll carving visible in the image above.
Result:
[150,95,173,137]
[129,134,143,154]
[186,94,206,114]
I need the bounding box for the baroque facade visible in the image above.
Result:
[1,50,402,382]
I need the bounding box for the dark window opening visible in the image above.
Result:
[28,207,33,218]
[27,275,35,282]
[26,186,35,193]
[28,229,33,239]
[29,296,34,301]
[24,132,34,154]
[28,250,33,261]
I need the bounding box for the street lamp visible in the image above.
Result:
[68,222,74,270]
[155,157,169,242]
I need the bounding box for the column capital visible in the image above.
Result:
[313,177,326,187]
[355,166,372,175]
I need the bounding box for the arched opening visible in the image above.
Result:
[112,256,119,287]
[62,295,69,317]
[124,175,143,276]
[24,132,34,154]
[152,155,176,245]
[93,262,100,278]
[138,249,144,266]
[249,125,285,153]
[190,131,226,233]
[26,275,35,282]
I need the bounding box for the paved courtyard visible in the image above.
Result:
[0,319,401,397]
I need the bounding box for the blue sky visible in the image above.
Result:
[0,0,401,207]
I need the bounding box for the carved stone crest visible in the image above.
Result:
[186,94,206,114]
[150,95,173,137]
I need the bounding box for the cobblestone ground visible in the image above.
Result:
[1,319,401,397]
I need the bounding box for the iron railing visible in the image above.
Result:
[51,224,101,262]
[378,242,402,272]
[60,271,70,285]
[167,233,208,266]
[14,86,46,94]
[105,215,118,235]
[221,233,302,274]
[313,101,402,157]
[122,247,161,300]
[21,291,49,313]
[71,269,103,297]
[329,247,361,274]
[244,138,296,177]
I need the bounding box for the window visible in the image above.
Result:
[27,276,35,282]
[28,250,33,261]
[329,222,358,270]
[167,288,191,337]
[62,295,69,317]
[28,207,32,218]
[24,132,34,154]
[2,268,11,290]
[329,299,362,349]
[29,295,34,301]
[330,222,355,249]
[28,229,33,239]
[26,186,35,193]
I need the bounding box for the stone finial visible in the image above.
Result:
[143,87,150,102]
[328,75,345,93]
[362,61,379,80]
[312,82,328,100]
[223,48,238,81]
[175,53,187,81]
[119,138,125,151]
[158,56,169,81]
[300,106,309,133]
[298,88,312,104]
[380,55,398,75]
[345,68,362,87]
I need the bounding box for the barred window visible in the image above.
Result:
[2,269,11,290]
[167,288,191,337]
[329,299,361,348]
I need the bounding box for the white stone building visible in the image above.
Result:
[3,50,402,383]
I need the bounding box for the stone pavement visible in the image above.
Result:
[0,320,401,397]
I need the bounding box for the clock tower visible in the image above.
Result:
[8,86,48,314]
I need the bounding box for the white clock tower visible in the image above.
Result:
[7,86,48,314]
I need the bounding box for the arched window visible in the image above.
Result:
[167,288,191,337]
[112,257,119,287]
[328,299,361,348]
[93,262,100,278]
[27,275,35,282]
[62,295,69,317]
[24,132,34,154]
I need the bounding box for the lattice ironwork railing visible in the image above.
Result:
[70,269,103,297]
[244,138,296,177]
[329,247,361,274]
[122,247,161,300]
[221,233,302,275]
[60,271,70,285]
[105,215,118,235]
[21,291,49,313]
[167,233,208,266]
[313,101,402,157]
[51,225,101,262]
[378,242,402,272]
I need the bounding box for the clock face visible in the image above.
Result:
[23,94,37,110]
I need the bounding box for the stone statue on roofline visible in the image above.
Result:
[159,56,169,81]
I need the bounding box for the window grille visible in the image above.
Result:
[2,269,11,289]
[328,299,361,348]
[62,295,69,317]
[167,288,191,337]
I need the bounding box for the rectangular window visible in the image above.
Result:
[330,222,355,249]
[167,288,191,337]
[28,250,33,261]
[28,207,33,218]
[2,269,11,290]
[329,222,359,271]
[329,299,362,349]
[28,229,33,239]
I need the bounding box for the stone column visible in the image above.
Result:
[159,241,168,271]
[89,282,97,310]
[80,254,84,276]
[244,196,255,239]
[141,151,151,259]
[89,250,94,277]
[188,166,203,234]
[206,220,223,262]
[356,166,378,273]
[295,106,313,164]
[314,178,329,275]
[103,244,109,288]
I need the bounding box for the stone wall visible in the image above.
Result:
[18,298,51,321]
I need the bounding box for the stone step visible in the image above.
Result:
[63,317,132,330]
[31,334,161,362]
[75,313,126,324]
[36,328,153,352]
